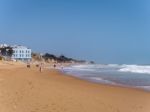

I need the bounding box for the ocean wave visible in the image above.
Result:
[69,64,121,70]
[63,64,150,91]
[135,86,150,91]
[119,65,150,74]
[89,77,117,85]
[65,64,150,74]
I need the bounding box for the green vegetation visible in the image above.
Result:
[32,53,87,63]
[0,46,13,57]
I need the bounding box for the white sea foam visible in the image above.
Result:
[107,64,120,67]
[67,64,150,74]
[63,64,150,91]
[119,65,150,74]
[89,77,117,85]
[70,64,120,70]
[135,86,150,91]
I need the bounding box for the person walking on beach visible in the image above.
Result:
[53,64,56,68]
[39,63,43,72]
[60,63,64,70]
[39,65,42,72]
[27,62,31,68]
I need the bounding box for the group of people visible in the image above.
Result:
[26,62,60,73]
[27,62,44,72]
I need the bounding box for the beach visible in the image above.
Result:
[0,62,150,112]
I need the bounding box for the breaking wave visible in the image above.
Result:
[66,64,150,74]
[62,64,150,91]
[119,65,150,74]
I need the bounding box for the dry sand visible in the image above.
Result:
[0,62,150,112]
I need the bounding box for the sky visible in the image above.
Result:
[0,0,150,64]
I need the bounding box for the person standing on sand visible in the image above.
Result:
[39,63,43,72]
[39,65,42,72]
[53,64,56,68]
[27,62,31,68]
[60,63,64,70]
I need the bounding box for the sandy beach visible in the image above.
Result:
[0,62,149,112]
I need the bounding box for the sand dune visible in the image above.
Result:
[0,62,149,112]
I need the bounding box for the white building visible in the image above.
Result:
[11,45,32,61]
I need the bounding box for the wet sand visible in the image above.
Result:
[0,62,150,112]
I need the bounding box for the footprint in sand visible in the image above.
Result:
[28,81,35,89]
[28,81,32,85]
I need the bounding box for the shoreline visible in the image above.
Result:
[0,63,150,112]
[61,64,150,92]
[59,69,150,93]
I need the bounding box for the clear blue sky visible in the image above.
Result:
[0,0,150,64]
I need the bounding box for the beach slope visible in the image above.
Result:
[0,63,149,112]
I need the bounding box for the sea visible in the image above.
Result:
[62,64,150,91]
